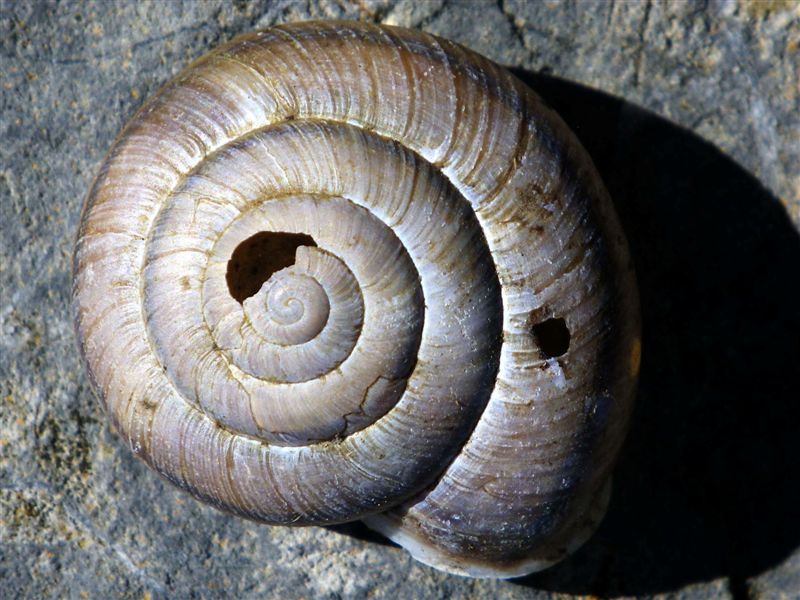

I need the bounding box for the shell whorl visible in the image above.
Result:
[72,21,640,578]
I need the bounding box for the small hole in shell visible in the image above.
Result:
[226,231,317,303]
[531,317,571,358]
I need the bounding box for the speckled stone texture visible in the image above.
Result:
[1,1,798,599]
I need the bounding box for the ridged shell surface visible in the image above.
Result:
[72,20,640,578]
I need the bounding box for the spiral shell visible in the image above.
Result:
[72,21,640,578]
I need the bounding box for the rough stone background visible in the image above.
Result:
[1,0,799,598]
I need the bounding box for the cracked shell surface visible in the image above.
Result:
[72,20,640,578]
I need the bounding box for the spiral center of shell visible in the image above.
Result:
[244,269,330,345]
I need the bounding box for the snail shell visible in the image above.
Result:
[72,20,640,578]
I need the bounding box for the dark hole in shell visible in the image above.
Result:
[531,317,571,358]
[226,231,317,303]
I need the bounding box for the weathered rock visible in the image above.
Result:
[1,1,798,598]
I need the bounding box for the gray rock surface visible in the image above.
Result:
[1,1,798,598]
